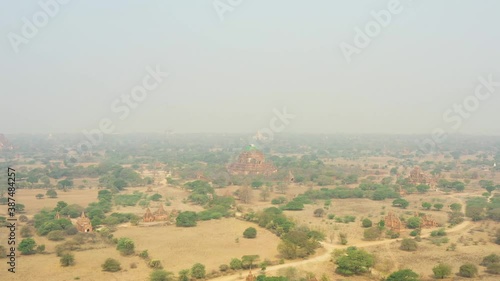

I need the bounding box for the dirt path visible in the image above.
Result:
[209,197,475,281]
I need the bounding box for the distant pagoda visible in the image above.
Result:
[227,145,277,176]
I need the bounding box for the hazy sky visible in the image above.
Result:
[1,0,499,135]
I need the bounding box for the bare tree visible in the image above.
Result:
[239,186,253,203]
[276,182,288,195]
[259,187,271,201]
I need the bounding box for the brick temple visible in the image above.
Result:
[407,166,435,187]
[227,145,277,176]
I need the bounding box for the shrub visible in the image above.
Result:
[219,264,229,272]
[19,215,28,222]
[65,226,78,235]
[116,237,135,255]
[139,250,149,259]
[36,244,45,253]
[409,229,420,237]
[102,258,121,272]
[363,227,381,241]
[243,227,257,239]
[149,260,163,269]
[400,238,418,252]
[47,230,66,241]
[432,263,452,279]
[487,263,500,275]
[327,214,335,220]
[191,263,206,279]
[60,253,75,267]
[385,269,420,281]
[458,263,478,278]
[150,270,173,281]
[20,225,33,238]
[430,228,446,237]
[481,254,500,267]
[19,238,37,255]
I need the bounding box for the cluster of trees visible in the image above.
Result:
[98,165,143,191]
[33,203,78,237]
[421,202,444,211]
[479,180,500,194]
[175,181,235,226]
[437,179,466,192]
[244,207,323,259]
[466,197,500,221]
[334,247,374,276]
[114,192,144,206]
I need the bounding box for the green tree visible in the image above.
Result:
[46,189,58,198]
[406,217,421,229]
[450,203,462,212]
[434,203,444,211]
[150,270,174,281]
[314,208,325,217]
[243,227,257,239]
[102,258,121,272]
[36,193,44,199]
[60,253,75,267]
[400,238,418,251]
[421,202,432,210]
[251,180,264,188]
[335,248,374,276]
[176,211,197,227]
[458,263,478,278]
[385,269,420,281]
[116,237,135,255]
[230,258,243,270]
[191,263,206,279]
[19,238,37,255]
[149,193,162,201]
[432,263,452,279]
[57,179,74,190]
[242,255,260,269]
[392,198,409,209]
[362,218,372,228]
[416,184,430,193]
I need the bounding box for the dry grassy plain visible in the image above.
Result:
[1,154,500,281]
